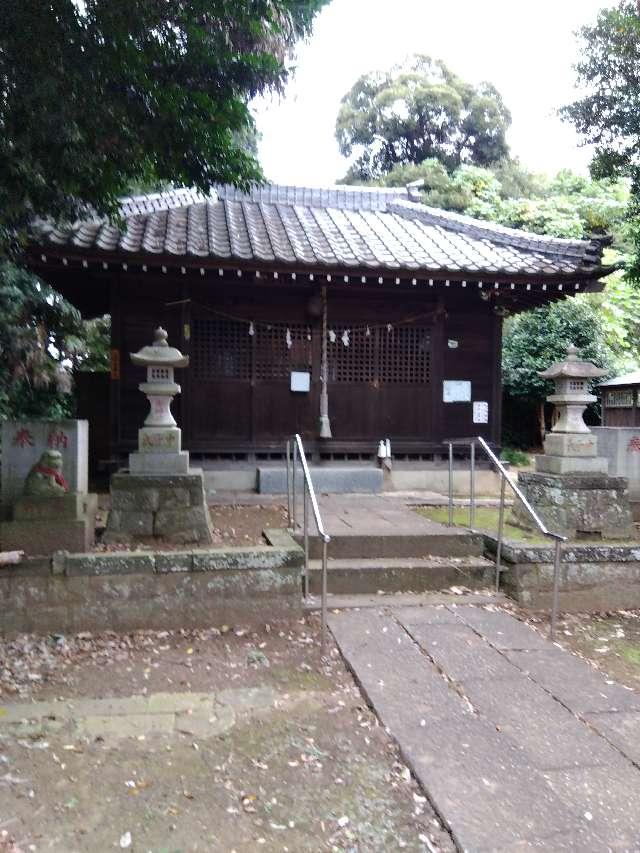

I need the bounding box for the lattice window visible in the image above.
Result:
[569,379,585,391]
[379,326,431,384]
[150,367,171,381]
[327,327,375,383]
[254,323,312,380]
[328,325,431,384]
[192,318,251,381]
[607,389,635,408]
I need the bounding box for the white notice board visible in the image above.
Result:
[443,380,471,403]
[473,401,489,424]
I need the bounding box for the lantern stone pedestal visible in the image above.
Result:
[104,472,213,545]
[512,346,634,540]
[104,328,214,546]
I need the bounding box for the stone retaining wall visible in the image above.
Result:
[485,536,640,611]
[0,533,302,635]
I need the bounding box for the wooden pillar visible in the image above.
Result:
[319,285,332,438]
[430,297,446,445]
[491,312,504,446]
[109,275,122,459]
[180,282,192,448]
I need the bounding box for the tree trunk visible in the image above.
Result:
[538,401,546,447]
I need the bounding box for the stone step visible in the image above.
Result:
[305,556,493,594]
[303,590,505,610]
[299,530,484,559]
[257,465,383,494]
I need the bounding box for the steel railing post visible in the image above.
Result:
[321,535,328,658]
[495,473,506,592]
[286,439,292,529]
[292,440,298,531]
[303,480,309,599]
[469,440,476,528]
[550,537,562,640]
[448,442,454,527]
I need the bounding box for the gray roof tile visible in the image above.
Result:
[30,183,607,278]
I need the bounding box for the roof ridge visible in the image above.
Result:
[388,199,598,259]
[213,183,409,212]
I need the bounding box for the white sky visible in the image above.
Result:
[253,0,616,186]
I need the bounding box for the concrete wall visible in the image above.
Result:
[202,464,504,497]
[593,426,640,498]
[485,536,640,612]
[0,538,302,636]
[388,468,503,496]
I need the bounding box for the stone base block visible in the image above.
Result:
[543,433,598,458]
[104,470,213,546]
[129,450,189,475]
[1,517,94,556]
[535,455,609,475]
[512,471,635,540]
[13,492,97,521]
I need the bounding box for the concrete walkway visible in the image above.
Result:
[329,604,640,852]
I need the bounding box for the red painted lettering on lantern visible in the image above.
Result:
[628,437,640,453]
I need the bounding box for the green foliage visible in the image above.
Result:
[561,2,640,278]
[562,2,640,184]
[500,447,531,467]
[502,300,615,403]
[335,56,511,181]
[375,158,637,371]
[0,0,328,254]
[0,263,110,419]
[75,316,111,373]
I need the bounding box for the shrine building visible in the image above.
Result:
[27,183,611,466]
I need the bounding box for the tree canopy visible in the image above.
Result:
[0,264,110,420]
[0,0,327,419]
[0,0,328,254]
[562,2,640,185]
[335,56,511,181]
[561,2,640,279]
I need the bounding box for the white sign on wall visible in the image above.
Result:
[443,380,471,403]
[473,401,489,424]
[290,371,311,393]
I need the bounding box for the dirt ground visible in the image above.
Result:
[0,614,453,853]
[93,503,289,551]
[535,609,640,691]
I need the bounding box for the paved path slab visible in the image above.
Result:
[505,647,640,714]
[583,709,640,764]
[329,609,578,851]
[329,604,640,851]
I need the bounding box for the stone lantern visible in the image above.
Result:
[512,344,634,539]
[128,327,189,475]
[536,344,608,474]
[104,326,214,545]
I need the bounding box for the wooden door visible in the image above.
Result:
[189,316,317,448]
[327,324,433,440]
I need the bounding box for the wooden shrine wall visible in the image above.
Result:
[109,275,502,456]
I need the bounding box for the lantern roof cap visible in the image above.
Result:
[131,327,189,368]
[538,344,607,380]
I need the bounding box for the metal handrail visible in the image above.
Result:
[286,435,331,655]
[444,436,567,638]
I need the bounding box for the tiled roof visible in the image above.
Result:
[600,371,640,387]
[32,183,606,278]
